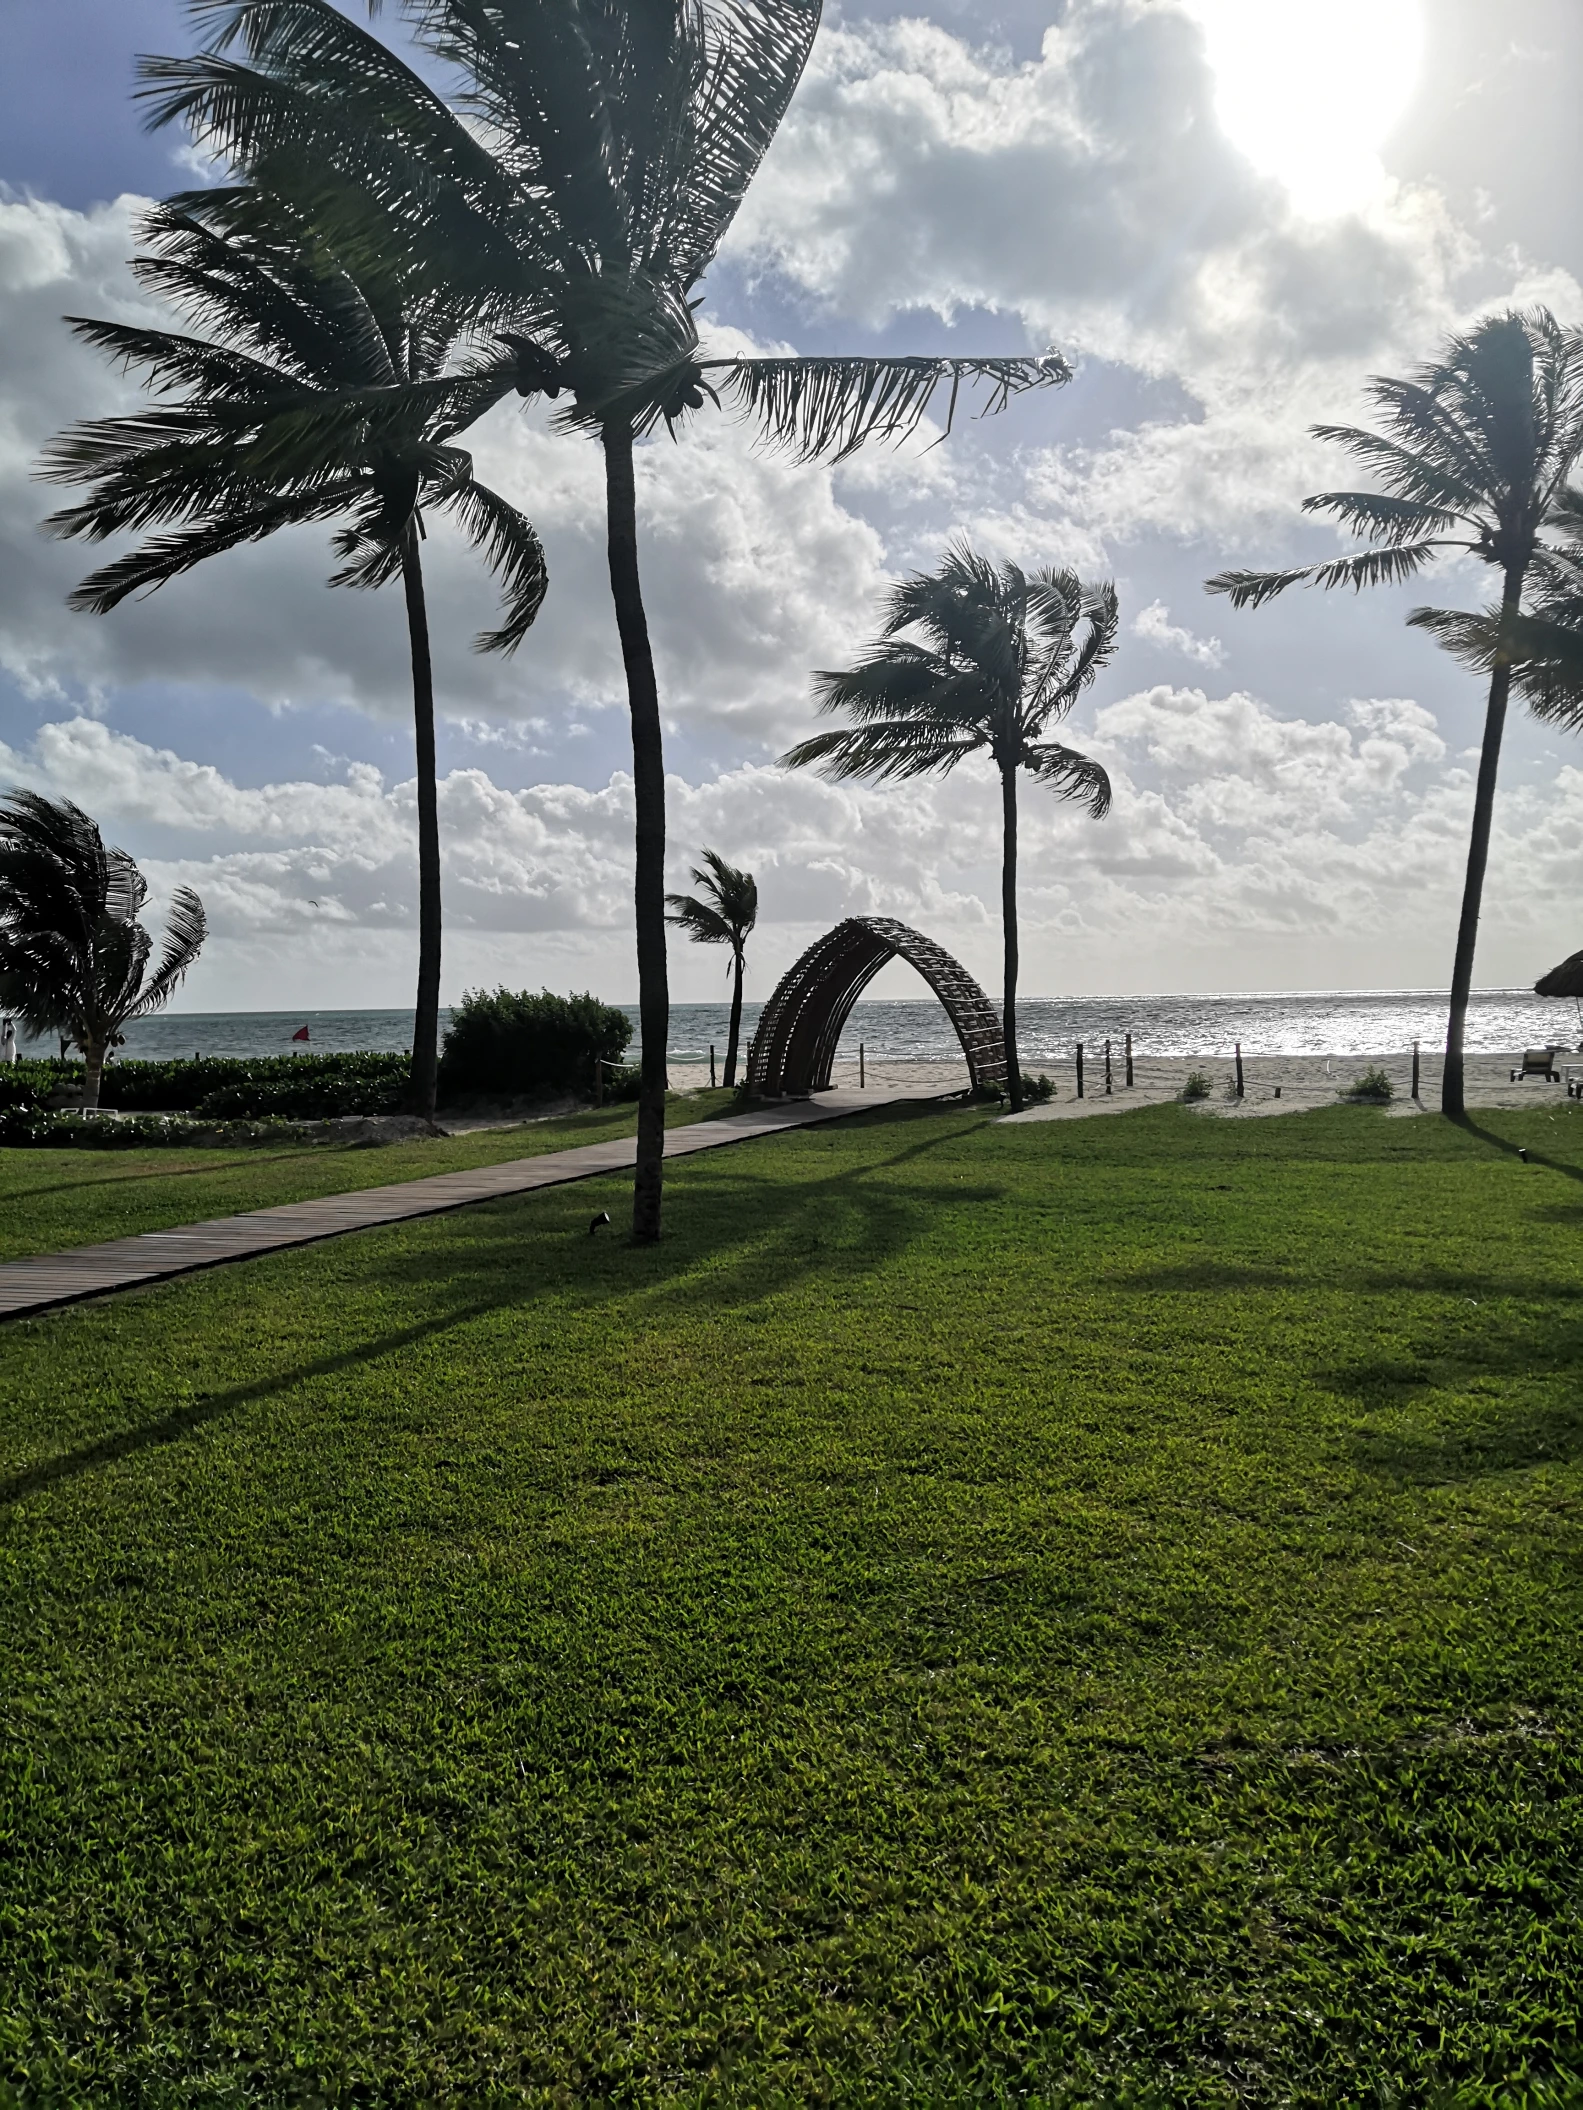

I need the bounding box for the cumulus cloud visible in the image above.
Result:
[725,0,1580,546]
[0,201,890,748]
[4,696,1578,1009]
[1131,599,1225,668]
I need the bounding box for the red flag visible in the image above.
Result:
[291,1025,310,1043]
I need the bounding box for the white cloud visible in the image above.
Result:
[4,697,1579,1010]
[1131,599,1225,668]
[0,202,891,750]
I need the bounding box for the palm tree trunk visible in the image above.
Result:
[81,1036,106,1112]
[603,416,669,1241]
[725,949,744,1089]
[401,531,442,1125]
[1002,761,1022,1112]
[1443,563,1523,1119]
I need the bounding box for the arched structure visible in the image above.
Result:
[746,916,1007,1097]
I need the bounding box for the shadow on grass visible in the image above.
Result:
[1454,1113,1583,1188]
[0,1297,519,1508]
[0,1106,985,1502]
[0,1145,339,1205]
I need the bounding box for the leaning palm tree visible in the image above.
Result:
[0,790,207,1109]
[1207,310,1583,1118]
[784,544,1116,1112]
[140,0,1071,1237]
[38,179,548,1123]
[666,849,756,1087]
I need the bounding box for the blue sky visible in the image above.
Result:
[4,0,1583,1010]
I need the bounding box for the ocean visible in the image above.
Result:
[24,988,1581,1065]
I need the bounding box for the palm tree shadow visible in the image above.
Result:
[1,1110,985,1505]
[1454,1113,1583,1187]
[0,1297,513,1509]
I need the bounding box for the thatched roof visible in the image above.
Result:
[1534,949,1583,998]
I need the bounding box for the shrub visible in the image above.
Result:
[1181,1070,1212,1102]
[1344,1064,1395,1104]
[1020,1072,1057,1104]
[437,989,633,1101]
[191,1054,408,1120]
[0,1052,416,1124]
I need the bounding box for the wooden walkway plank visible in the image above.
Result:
[0,1087,947,1322]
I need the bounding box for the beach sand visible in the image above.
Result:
[664,1049,1583,1118]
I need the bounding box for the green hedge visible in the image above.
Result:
[437,989,632,1101]
[0,1052,410,1120]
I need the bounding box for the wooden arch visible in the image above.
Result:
[746,916,1008,1097]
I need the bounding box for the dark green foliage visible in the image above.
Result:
[1181,1069,1213,1101]
[1346,1064,1396,1103]
[1,1103,1582,2100]
[60,1051,410,1118]
[437,988,633,1101]
[1020,1070,1056,1103]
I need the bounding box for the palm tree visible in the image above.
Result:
[784,544,1116,1112]
[38,181,548,1124]
[1207,310,1583,1119]
[0,790,207,1110]
[140,0,1071,1238]
[666,850,756,1087]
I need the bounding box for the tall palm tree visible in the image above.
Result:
[666,849,756,1087]
[39,180,548,1123]
[784,544,1116,1112]
[1207,310,1583,1119]
[0,790,207,1110]
[140,0,1071,1237]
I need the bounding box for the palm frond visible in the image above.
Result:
[664,895,733,945]
[431,476,549,652]
[718,354,1070,464]
[780,721,984,784]
[126,886,209,1017]
[65,486,366,612]
[1022,743,1112,817]
[1207,542,1443,607]
[1299,489,1467,545]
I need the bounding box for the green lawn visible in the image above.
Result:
[0,1091,737,1264]
[1,1101,1580,2105]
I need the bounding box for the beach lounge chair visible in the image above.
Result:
[1510,1047,1563,1083]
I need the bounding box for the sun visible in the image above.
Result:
[1186,0,1424,218]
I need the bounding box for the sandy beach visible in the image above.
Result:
[665,1048,1583,1117]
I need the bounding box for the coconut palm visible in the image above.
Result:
[38,180,548,1123]
[783,544,1116,1112]
[666,850,756,1087]
[140,0,1070,1238]
[0,790,207,1109]
[1207,310,1583,1119]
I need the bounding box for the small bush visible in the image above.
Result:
[2,1052,412,1118]
[437,988,633,1101]
[1343,1064,1395,1104]
[1020,1072,1057,1104]
[601,1062,642,1102]
[1181,1070,1212,1102]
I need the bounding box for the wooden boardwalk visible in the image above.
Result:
[0,1088,943,1323]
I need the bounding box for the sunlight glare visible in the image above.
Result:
[1187,0,1424,218]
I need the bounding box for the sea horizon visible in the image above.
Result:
[14,985,1580,1065]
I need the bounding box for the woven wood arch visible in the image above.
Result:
[746,916,1007,1097]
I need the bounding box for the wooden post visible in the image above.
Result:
[1104,1037,1113,1095]
[710,1043,716,1089]
[1234,1041,1245,1099]
[1411,1039,1420,1100]
[1075,1042,1085,1099]
[859,1040,865,1090]
[1125,1031,1133,1088]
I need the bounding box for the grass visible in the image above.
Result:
[1,1099,1581,2104]
[0,1090,738,1264]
